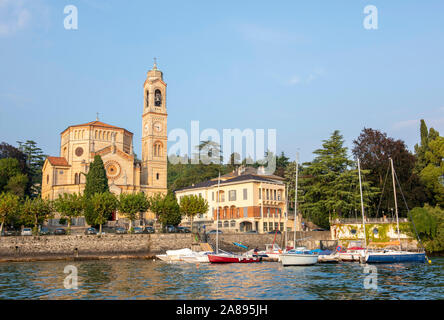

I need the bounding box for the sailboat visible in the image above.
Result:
[207,172,261,264]
[338,159,368,262]
[364,158,427,264]
[280,154,319,266]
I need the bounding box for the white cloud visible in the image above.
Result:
[0,0,31,36]
[392,119,419,130]
[287,67,324,86]
[288,75,301,85]
[393,117,444,131]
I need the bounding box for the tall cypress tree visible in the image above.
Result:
[84,155,109,198]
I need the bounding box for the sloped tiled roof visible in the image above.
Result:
[61,120,133,135]
[46,156,70,167]
[175,174,282,192]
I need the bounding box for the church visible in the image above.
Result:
[41,62,168,220]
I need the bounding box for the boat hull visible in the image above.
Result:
[208,254,261,263]
[338,250,365,262]
[280,254,318,266]
[318,254,340,263]
[365,252,426,263]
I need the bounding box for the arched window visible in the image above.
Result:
[156,173,159,180]
[154,89,162,107]
[74,173,78,185]
[153,142,162,157]
[145,90,149,107]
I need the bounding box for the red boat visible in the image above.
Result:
[208,253,262,263]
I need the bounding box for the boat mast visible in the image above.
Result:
[390,158,402,251]
[216,171,220,254]
[285,183,289,249]
[357,158,367,250]
[293,153,299,247]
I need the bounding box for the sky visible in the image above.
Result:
[1,0,444,164]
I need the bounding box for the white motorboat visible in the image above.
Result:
[280,247,318,266]
[317,253,340,263]
[338,247,366,262]
[156,248,212,263]
[257,243,284,261]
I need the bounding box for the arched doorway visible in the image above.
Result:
[239,221,253,232]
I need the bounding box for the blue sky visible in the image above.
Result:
[1,0,444,163]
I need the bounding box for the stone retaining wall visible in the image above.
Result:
[0,231,336,262]
[0,233,195,262]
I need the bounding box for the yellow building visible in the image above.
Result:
[176,166,296,234]
[41,62,168,222]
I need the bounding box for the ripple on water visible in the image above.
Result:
[0,258,442,299]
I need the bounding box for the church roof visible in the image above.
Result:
[61,120,133,135]
[46,156,70,167]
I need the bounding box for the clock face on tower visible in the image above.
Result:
[153,122,162,133]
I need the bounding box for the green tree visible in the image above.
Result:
[0,158,28,197]
[22,197,53,233]
[0,192,21,235]
[118,192,149,232]
[419,136,444,206]
[17,140,46,196]
[88,192,118,234]
[53,193,84,231]
[179,194,209,232]
[415,119,440,173]
[409,205,444,253]
[352,128,426,214]
[148,191,181,229]
[84,155,109,198]
[293,131,377,228]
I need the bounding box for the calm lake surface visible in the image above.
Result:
[0,257,443,300]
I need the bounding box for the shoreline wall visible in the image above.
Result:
[0,231,333,263]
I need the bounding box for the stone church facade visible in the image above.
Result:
[41,62,168,221]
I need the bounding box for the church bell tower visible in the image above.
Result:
[141,59,167,189]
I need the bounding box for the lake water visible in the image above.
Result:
[0,257,442,299]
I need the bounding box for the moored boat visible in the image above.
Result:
[365,158,429,264]
[365,250,426,263]
[338,247,366,262]
[156,248,212,263]
[208,252,262,263]
[280,248,318,266]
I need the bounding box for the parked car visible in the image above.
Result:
[177,226,191,233]
[54,228,66,235]
[206,229,222,235]
[39,227,51,235]
[133,227,143,234]
[165,225,177,233]
[313,228,327,231]
[115,227,127,234]
[2,229,16,236]
[21,228,32,236]
[143,226,155,234]
[85,227,97,235]
[268,230,281,234]
[245,230,258,234]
